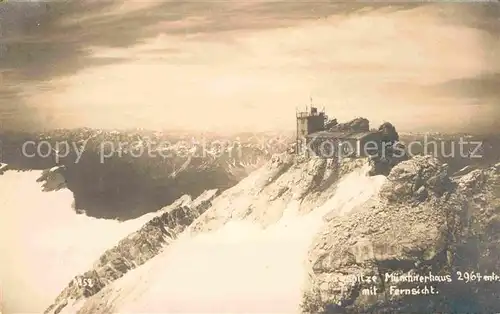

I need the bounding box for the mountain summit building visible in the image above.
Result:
[295,106,382,158]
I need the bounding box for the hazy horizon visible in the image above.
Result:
[1,1,499,134]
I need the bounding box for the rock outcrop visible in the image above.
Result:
[44,189,218,314]
[377,122,399,144]
[364,121,407,177]
[325,118,338,130]
[36,165,67,192]
[0,162,8,175]
[303,156,500,313]
[368,141,409,177]
[327,117,370,133]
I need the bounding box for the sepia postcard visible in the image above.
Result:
[0,1,499,313]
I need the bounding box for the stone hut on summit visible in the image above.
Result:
[295,106,384,158]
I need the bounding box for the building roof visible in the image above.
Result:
[306,130,378,140]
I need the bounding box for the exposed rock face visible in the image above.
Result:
[328,117,369,132]
[36,165,67,192]
[44,189,218,314]
[0,162,8,175]
[367,123,407,177]
[325,118,338,130]
[451,164,477,178]
[190,154,372,232]
[377,122,399,144]
[303,156,500,313]
[368,141,409,177]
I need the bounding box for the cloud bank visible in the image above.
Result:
[0,1,499,133]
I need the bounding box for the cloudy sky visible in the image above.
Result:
[0,1,499,133]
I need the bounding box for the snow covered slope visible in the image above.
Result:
[46,154,387,313]
[0,170,160,313]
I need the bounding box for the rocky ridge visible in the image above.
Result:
[41,131,500,313]
[44,152,384,314]
[0,162,8,175]
[44,189,218,314]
